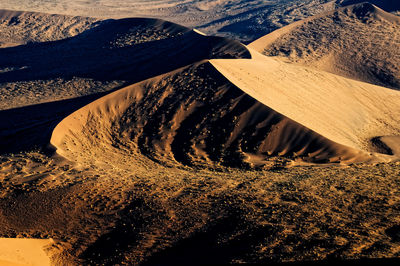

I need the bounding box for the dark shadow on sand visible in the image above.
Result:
[0,17,251,154]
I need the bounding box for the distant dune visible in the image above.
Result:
[0,0,341,42]
[2,1,399,43]
[249,3,400,89]
[0,15,248,110]
[0,9,99,48]
[337,0,400,12]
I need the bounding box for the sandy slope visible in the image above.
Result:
[211,50,400,158]
[2,150,400,265]
[0,15,249,110]
[50,51,400,172]
[249,3,400,89]
[0,15,249,154]
[50,62,359,171]
[0,238,53,266]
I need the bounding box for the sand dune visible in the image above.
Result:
[51,52,400,169]
[1,6,400,265]
[50,62,365,171]
[338,0,400,12]
[0,6,376,170]
[0,15,249,110]
[211,50,400,159]
[0,15,249,154]
[249,3,400,89]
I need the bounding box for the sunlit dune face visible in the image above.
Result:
[250,3,400,90]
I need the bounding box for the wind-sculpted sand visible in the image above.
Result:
[1,4,400,265]
[249,3,400,89]
[211,50,400,159]
[0,15,249,154]
[50,55,400,171]
[50,62,362,171]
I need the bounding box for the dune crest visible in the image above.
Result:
[211,49,400,160]
[337,0,400,12]
[0,15,250,155]
[51,56,400,169]
[49,12,400,168]
[249,3,400,89]
[0,16,249,111]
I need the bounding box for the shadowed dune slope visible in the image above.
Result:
[210,50,400,160]
[0,16,250,84]
[249,3,400,89]
[0,16,250,110]
[51,61,376,169]
[0,15,250,154]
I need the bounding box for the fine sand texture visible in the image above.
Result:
[49,62,360,170]
[0,238,54,266]
[0,15,249,155]
[249,3,400,89]
[211,50,400,159]
[1,6,400,266]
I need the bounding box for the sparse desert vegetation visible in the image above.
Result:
[1,151,400,264]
